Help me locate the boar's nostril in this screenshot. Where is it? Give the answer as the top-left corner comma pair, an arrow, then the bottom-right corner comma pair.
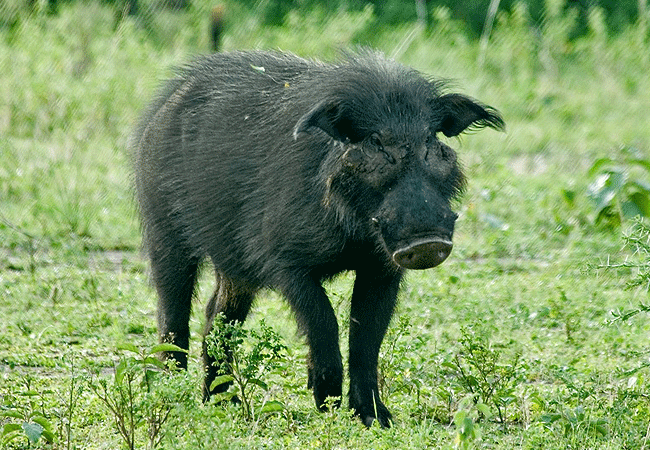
392,238 -> 453,270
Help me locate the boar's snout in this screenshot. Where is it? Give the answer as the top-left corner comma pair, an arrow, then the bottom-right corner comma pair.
392,236 -> 453,270
372,187 -> 458,270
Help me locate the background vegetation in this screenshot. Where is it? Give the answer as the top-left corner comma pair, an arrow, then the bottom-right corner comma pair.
1,0 -> 650,448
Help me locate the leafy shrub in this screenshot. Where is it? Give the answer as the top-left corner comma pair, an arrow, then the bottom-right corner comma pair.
442,325 -> 524,425
377,315 -> 428,400
205,315 -> 287,421
607,218 -> 650,292
1,376 -> 55,447
599,218 -> 650,327
587,146 -> 650,227
88,343 -> 189,450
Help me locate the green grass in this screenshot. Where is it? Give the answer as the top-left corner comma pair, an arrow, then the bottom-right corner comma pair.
2,1 -> 650,448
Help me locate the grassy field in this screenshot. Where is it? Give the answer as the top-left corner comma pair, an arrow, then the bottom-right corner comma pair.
2,1 -> 650,448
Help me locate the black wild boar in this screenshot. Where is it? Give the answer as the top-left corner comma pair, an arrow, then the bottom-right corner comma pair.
133,49 -> 503,428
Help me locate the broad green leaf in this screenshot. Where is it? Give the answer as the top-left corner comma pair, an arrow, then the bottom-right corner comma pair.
594,420 -> 609,437
458,416 -> 474,437
588,173 -> 618,211
213,409 -> 227,419
606,169 -> 627,191
22,422 -> 44,444
573,405 -> 585,419
115,359 -> 128,385
41,429 -> 55,443
539,413 -> 562,424
260,400 -> 285,413
629,159 -> 650,173
629,191 -> 650,217
143,356 -> 167,370
622,199 -> 644,220
150,343 -> 188,355
477,402 -> 492,419
212,391 -> 238,404
143,368 -> 157,389
249,378 -> 268,390
210,375 -> 234,391
453,409 -> 467,427
588,157 -> 616,176
464,375 -> 480,389
0,411 -> 23,420
32,416 -> 53,432
594,205 -> 615,225
2,430 -> 22,445
116,342 -> 139,354
2,423 -> 22,435
629,179 -> 650,192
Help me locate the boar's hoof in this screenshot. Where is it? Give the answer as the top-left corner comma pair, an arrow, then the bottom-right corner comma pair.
392,237 -> 453,270
359,405 -> 392,428
350,398 -> 392,428
309,366 -> 343,411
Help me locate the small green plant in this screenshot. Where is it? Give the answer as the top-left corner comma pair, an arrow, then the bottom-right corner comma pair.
545,289 -> 581,342
603,218 -> 650,294
317,396 -> 355,450
532,373 -> 609,441
88,343 -> 188,450
610,302 -> 650,323
532,367 -> 609,440
1,375 -> 55,447
453,395 -> 488,450
600,218 -> 650,373
444,325 -> 523,426
54,356 -> 85,450
587,146 -> 650,227
377,315 -> 428,400
538,404 -> 608,438
206,315 -> 288,421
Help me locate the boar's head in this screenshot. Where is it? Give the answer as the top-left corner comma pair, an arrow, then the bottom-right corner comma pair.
294,57 -> 504,270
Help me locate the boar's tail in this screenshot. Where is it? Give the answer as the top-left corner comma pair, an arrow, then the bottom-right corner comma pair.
130,76 -> 189,153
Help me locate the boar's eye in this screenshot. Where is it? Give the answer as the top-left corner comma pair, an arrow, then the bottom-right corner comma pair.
369,133 -> 383,151
369,133 -> 396,164
424,134 -> 438,162
424,133 -> 453,163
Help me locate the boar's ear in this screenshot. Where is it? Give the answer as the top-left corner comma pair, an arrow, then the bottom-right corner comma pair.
433,93 -> 505,138
293,100 -> 355,142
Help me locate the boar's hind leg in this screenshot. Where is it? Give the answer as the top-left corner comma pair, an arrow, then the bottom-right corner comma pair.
202,271 -> 256,402
150,239 -> 200,370
348,269 -> 402,428
281,275 -> 343,411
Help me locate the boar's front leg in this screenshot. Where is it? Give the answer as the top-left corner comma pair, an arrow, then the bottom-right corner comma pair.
280,274 -> 344,410
348,268 -> 402,428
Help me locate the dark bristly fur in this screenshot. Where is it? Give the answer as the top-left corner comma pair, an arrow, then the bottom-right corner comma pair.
132,49 -> 503,428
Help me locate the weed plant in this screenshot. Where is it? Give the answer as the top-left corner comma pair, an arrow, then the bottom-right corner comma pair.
205,315 -> 288,421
